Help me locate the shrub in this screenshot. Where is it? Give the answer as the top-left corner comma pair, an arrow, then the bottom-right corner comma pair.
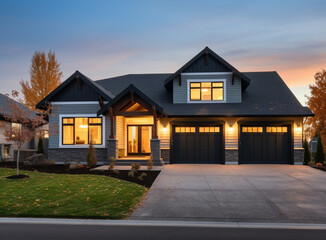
314,133 -> 325,164
109,156 -> 116,170
303,139 -> 311,165
86,141 -> 97,167
316,162 -> 323,168
308,160 -> 315,166
128,163 -> 141,177
147,155 -> 153,170
137,172 -> 147,181
37,138 -> 45,155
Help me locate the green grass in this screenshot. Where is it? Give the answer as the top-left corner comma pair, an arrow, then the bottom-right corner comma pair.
0,168 -> 147,219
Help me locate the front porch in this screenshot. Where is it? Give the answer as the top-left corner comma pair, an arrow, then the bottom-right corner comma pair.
99,84 -> 168,166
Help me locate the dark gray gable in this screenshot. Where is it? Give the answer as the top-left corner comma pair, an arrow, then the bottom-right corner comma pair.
164,46 -> 251,90
36,71 -> 114,110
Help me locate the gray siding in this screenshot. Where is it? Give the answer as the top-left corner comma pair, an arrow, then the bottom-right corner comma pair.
184,54 -> 229,73
173,74 -> 241,103
49,103 -> 110,148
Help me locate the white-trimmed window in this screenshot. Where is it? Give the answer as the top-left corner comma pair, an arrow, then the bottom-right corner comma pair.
60,115 -> 105,147
11,123 -> 22,137
187,79 -> 226,103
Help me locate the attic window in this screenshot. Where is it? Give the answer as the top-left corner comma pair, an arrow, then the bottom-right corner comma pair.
189,81 -> 224,101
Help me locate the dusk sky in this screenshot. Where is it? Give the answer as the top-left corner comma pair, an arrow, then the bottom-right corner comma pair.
1,0 -> 325,105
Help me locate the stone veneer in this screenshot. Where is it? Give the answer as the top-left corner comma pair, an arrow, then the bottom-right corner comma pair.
150,139 -> 163,166
225,149 -> 238,164
161,149 -> 170,164
107,139 -> 118,159
48,148 -> 108,163
294,148 -> 304,165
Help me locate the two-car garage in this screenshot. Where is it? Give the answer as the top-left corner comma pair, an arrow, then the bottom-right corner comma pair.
170,123 -> 293,164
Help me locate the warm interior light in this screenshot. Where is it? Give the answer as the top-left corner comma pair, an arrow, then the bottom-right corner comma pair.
79,125 -> 88,128
201,89 -> 208,92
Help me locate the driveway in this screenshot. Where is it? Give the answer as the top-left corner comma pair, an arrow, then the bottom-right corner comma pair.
131,165 -> 326,223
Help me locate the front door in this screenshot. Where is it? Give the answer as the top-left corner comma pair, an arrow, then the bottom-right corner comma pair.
127,125 -> 152,155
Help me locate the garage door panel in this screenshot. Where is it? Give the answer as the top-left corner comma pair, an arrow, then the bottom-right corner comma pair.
171,125 -> 223,164
240,125 -> 291,164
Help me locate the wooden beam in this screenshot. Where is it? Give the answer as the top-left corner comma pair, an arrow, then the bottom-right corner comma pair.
98,95 -> 104,108
109,107 -> 115,139
205,50 -> 209,65
130,90 -> 135,103
115,111 -> 152,117
152,106 -> 158,139
232,71 -> 235,85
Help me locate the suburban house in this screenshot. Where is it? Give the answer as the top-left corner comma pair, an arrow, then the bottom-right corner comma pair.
36,47 -> 313,165
0,93 -> 48,161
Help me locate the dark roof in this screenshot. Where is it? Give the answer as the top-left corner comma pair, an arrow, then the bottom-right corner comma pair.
0,93 -> 38,119
98,84 -> 165,116
164,46 -> 251,90
35,71 -> 114,110
96,72 -> 313,117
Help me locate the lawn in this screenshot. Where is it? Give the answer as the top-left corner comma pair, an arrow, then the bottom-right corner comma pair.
0,168 -> 147,219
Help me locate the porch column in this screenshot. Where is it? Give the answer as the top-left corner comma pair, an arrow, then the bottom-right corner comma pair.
152,106 -> 158,139
108,106 -> 117,160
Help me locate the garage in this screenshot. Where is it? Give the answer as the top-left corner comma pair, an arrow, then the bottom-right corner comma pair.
239,125 -> 292,164
171,125 -> 224,164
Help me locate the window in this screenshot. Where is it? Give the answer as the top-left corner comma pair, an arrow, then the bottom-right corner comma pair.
266,126 -> 287,133
175,127 -> 196,133
11,123 -> 22,137
62,117 -> 102,145
199,127 -> 220,133
242,127 -> 263,133
190,81 -> 224,101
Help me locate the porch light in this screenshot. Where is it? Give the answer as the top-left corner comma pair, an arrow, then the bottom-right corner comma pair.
163,127 -> 168,132
228,125 -> 234,133
295,127 -> 302,133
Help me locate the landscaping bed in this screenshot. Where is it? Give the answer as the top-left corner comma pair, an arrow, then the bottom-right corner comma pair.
0,168 -> 147,219
0,162 -> 160,188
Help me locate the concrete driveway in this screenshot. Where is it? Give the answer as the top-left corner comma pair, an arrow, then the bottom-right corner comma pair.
131,165 -> 326,223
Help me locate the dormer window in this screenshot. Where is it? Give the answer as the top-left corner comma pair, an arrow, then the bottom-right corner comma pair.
188,79 -> 225,102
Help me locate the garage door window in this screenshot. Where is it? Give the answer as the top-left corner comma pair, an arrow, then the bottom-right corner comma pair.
199,127 -> 220,133
266,126 -> 287,133
175,127 -> 196,133
242,127 -> 263,133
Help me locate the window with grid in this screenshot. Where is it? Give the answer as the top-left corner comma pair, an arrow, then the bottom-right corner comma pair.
190,82 -> 224,101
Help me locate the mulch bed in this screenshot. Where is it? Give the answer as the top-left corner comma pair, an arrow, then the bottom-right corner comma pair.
0,162 -> 160,188
311,165 -> 326,172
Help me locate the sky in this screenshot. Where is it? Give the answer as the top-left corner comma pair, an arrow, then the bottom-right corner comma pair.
0,0 -> 326,106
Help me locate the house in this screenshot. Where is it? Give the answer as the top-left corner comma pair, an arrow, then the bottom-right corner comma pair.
36,47 -> 313,165
0,93 -> 49,161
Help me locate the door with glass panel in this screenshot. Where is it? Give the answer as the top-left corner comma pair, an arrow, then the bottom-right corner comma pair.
127,125 -> 152,155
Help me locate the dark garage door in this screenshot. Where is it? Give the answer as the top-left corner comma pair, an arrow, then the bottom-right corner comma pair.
239,125 -> 292,164
171,125 -> 224,164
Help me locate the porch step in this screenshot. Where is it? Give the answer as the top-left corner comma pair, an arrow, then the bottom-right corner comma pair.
114,158 -> 164,166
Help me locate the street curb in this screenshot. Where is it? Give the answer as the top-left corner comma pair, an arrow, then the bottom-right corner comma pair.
1,218 -> 326,230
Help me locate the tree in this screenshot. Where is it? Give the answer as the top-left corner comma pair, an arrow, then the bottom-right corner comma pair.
20,50 -> 63,109
0,91 -> 48,175
314,132 -> 325,164
305,69 -> 326,151
86,140 -> 97,167
37,137 -> 45,155
303,139 -> 311,165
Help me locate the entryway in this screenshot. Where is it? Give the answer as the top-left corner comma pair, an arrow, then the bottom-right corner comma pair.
127,125 -> 152,155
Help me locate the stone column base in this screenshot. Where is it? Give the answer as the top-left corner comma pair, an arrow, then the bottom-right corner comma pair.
150,139 -> 163,166
107,139 -> 118,160
294,148 -> 304,165
225,149 -> 239,165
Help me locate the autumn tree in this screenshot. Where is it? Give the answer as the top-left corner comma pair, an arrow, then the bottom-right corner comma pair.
20,50 -> 63,109
0,91 -> 48,176
305,69 -> 326,151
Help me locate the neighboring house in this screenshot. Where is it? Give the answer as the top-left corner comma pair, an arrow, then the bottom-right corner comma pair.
36,47 -> 313,165
0,93 -> 48,161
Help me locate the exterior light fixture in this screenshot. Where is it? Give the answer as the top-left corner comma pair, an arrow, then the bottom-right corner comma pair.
163,127 -> 168,132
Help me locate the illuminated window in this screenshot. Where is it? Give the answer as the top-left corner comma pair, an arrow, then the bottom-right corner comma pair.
175,127 -> 196,133
242,126 -> 263,133
199,126 -> 220,133
190,81 -> 224,101
62,117 -> 102,145
266,126 -> 288,133
11,123 -> 22,137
